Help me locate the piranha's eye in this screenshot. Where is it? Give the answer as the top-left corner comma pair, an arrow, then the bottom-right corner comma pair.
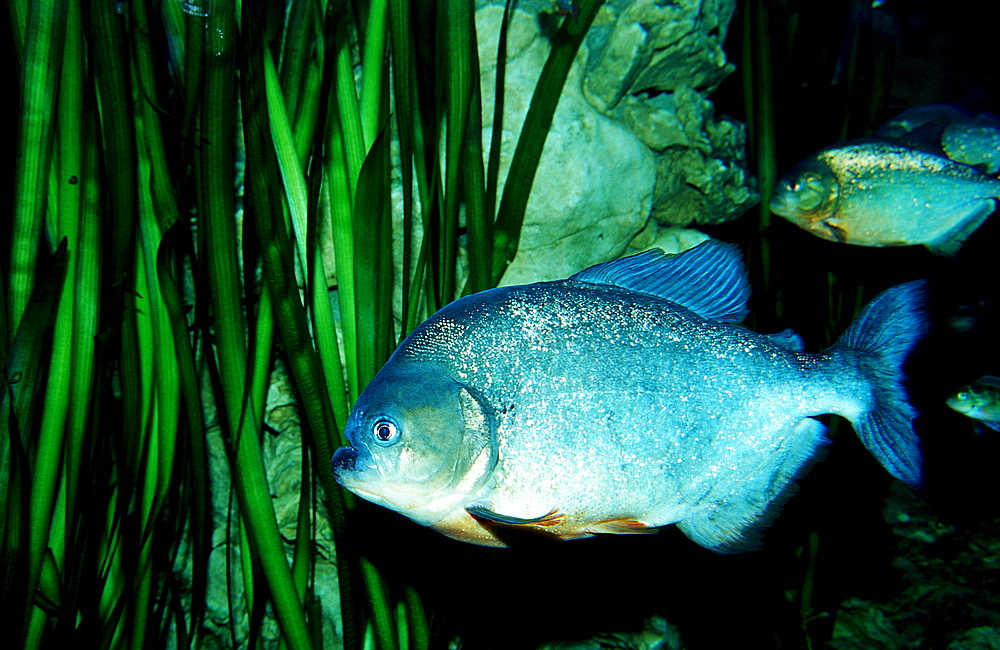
788,181 -> 801,192
371,418 -> 400,446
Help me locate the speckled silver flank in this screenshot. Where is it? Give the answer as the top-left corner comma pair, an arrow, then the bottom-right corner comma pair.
331,248 -> 924,551
393,280 -> 861,547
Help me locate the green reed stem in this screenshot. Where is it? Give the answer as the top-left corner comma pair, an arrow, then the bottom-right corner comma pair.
741,0 -> 777,299
360,556 -> 396,650
157,229 -> 211,642
9,0 -> 65,330
492,0 -> 604,284
200,4 -> 312,648
440,0 -> 475,303
361,0 -> 389,149
21,1 -> 83,636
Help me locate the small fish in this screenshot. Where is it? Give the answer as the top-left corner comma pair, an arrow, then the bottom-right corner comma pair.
331,240 -> 926,551
946,376 -> 1000,431
770,139 -> 1000,256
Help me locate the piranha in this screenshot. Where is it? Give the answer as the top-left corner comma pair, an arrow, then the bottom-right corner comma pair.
875,104 -> 1000,175
769,139 -> 1000,256
331,240 -> 926,551
946,375 -> 1000,432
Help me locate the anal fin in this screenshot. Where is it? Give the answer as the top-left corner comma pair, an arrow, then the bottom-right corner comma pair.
925,199 -> 994,256
677,417 -> 828,553
588,518 -> 657,535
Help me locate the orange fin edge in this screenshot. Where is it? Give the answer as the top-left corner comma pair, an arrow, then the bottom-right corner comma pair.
588,518 -> 657,535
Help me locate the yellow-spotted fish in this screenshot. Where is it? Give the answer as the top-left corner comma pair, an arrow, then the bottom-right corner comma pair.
770,140 -> 1000,256
332,240 -> 926,551
947,376 -> 1000,432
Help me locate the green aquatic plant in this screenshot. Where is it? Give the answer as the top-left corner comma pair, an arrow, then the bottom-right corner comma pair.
1,0 -> 604,648
737,0 -> 895,332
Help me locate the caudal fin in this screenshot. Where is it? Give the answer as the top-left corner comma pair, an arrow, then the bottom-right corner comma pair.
832,280 -> 928,487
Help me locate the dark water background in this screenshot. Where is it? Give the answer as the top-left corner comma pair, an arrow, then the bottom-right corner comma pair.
353,1 -> 1000,647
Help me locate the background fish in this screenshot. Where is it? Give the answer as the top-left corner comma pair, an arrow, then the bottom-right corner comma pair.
942,114 -> 1000,175
946,375 -> 1000,431
769,139 -> 1000,256
331,240 -> 926,552
874,104 -> 1000,174
874,104 -> 968,143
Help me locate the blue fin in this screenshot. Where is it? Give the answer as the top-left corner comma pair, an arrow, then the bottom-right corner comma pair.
569,240 -> 751,323
678,417 -> 828,553
831,280 -> 928,487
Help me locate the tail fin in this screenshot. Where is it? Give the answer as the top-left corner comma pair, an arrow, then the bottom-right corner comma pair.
832,280 -> 928,487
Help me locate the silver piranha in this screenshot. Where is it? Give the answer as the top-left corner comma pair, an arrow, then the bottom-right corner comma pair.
947,375 -> 1000,432
331,240 -> 926,552
769,139 -> 1000,256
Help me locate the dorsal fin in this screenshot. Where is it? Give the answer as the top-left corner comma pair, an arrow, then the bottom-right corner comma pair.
569,239 -> 751,323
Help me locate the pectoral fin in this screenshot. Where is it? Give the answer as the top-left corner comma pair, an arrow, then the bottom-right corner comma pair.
466,505 -> 564,528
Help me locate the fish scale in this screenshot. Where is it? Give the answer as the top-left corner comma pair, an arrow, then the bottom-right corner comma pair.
332,240 -> 926,552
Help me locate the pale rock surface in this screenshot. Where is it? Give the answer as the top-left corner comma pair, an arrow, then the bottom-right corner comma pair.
381,0 -> 756,313
454,0 -> 754,286
626,222 -> 710,256
583,0 -> 736,110
388,2 -> 658,291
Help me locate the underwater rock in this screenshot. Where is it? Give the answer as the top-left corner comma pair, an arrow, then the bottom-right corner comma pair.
829,597 -> 910,650
536,615 -> 684,650
384,0 -> 754,300
582,0 -> 757,228
626,222 -> 709,255
827,482 -> 1000,649
582,0 -> 736,111
387,1 -> 658,302
947,627 -> 1000,650
475,3 -> 657,287
619,88 -> 757,227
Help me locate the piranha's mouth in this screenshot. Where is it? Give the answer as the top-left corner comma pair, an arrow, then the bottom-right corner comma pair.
767,192 -> 794,217
331,446 -> 385,496
331,446 -> 362,477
